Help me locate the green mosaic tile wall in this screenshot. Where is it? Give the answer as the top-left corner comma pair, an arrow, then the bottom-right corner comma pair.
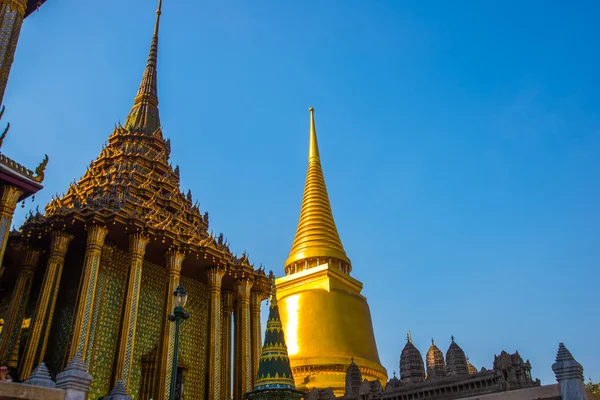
180,275 -> 209,400
88,249 -> 128,399
129,260 -> 165,399
83,247 -> 210,400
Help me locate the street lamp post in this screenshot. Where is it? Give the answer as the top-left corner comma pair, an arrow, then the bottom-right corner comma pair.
168,283 -> 189,400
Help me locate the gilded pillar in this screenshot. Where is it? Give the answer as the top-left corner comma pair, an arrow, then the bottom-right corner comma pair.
0,0 -> 27,105
220,290 -> 234,400
0,185 -> 22,264
114,233 -> 149,389
250,291 -> 262,386
208,267 -> 225,400
20,230 -> 73,380
233,278 -> 253,400
0,246 -> 40,363
87,244 -> 114,372
156,249 -> 184,400
67,225 -> 108,362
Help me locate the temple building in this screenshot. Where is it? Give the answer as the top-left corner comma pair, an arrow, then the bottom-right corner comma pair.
0,1 -> 270,400
276,108 -> 387,395
304,338 -> 598,400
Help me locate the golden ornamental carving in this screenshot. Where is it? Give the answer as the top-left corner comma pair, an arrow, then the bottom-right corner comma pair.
0,185 -> 22,212
235,277 -> 253,299
21,246 -> 41,272
86,225 -> 109,247
165,248 -> 185,272
32,154 -> 48,183
207,267 -> 226,289
49,230 -> 74,255
128,232 -> 150,256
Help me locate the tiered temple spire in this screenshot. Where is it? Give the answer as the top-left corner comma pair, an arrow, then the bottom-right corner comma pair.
253,273 -> 296,391
245,273 -> 303,400
124,0 -> 162,134
284,108 -> 350,273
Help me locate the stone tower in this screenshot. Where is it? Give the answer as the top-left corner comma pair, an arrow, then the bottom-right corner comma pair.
276,108 -> 387,395
445,337 -> 469,377
399,332 -> 425,384
425,339 -> 446,380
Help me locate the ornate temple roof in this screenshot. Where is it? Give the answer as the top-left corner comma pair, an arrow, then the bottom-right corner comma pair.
425,339 -> 446,380
399,332 -> 425,384
252,273 -> 296,391
0,107 -> 46,201
25,0 -> 47,18
445,336 -> 469,377
16,0 -> 269,290
285,108 -> 350,271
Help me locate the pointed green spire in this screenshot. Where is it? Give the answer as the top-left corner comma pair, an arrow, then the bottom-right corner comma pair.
253,272 -> 296,390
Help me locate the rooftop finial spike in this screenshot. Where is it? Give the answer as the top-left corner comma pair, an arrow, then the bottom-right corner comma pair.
308,107 -> 319,160
269,270 -> 277,307
124,0 -> 163,134
407,330 -> 412,344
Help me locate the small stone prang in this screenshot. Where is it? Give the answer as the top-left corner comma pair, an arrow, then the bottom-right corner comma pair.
23,362 -> 55,388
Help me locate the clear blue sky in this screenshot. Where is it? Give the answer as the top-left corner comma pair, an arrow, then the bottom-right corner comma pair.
4,0 -> 599,385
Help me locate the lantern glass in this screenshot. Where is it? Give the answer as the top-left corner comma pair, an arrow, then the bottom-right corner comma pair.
173,284 -> 188,309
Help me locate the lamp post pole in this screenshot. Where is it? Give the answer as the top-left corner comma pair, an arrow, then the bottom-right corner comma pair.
168,284 -> 189,400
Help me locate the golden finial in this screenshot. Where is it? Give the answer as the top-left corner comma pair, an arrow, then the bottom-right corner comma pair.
407,330 -> 412,344
124,0 -> 164,134
285,108 -> 350,270
308,107 -> 319,160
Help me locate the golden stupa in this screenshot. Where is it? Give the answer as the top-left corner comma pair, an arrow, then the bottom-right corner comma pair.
276,108 -> 387,395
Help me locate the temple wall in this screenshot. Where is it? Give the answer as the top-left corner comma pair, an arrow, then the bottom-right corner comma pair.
87,247 -> 128,399
81,246 -> 210,400
129,259 -> 164,400
179,275 -> 209,400
46,248 -> 84,377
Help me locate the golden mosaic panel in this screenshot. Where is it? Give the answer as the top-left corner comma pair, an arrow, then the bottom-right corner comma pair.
179,275 -> 209,400
129,260 -> 165,399
88,249 -> 128,400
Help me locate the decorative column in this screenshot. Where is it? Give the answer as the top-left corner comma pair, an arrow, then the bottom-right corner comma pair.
114,233 -> 149,390
156,249 -> 184,400
0,245 -> 40,363
0,0 -> 27,105
87,244 -> 115,371
68,225 -> 108,362
250,291 -> 262,386
233,278 -> 253,400
0,185 -> 22,264
220,290 -> 234,400
20,230 -> 73,380
208,267 -> 225,400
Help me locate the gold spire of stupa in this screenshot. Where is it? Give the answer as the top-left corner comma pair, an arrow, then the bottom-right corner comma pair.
284,107 -> 350,271
124,0 -> 163,134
